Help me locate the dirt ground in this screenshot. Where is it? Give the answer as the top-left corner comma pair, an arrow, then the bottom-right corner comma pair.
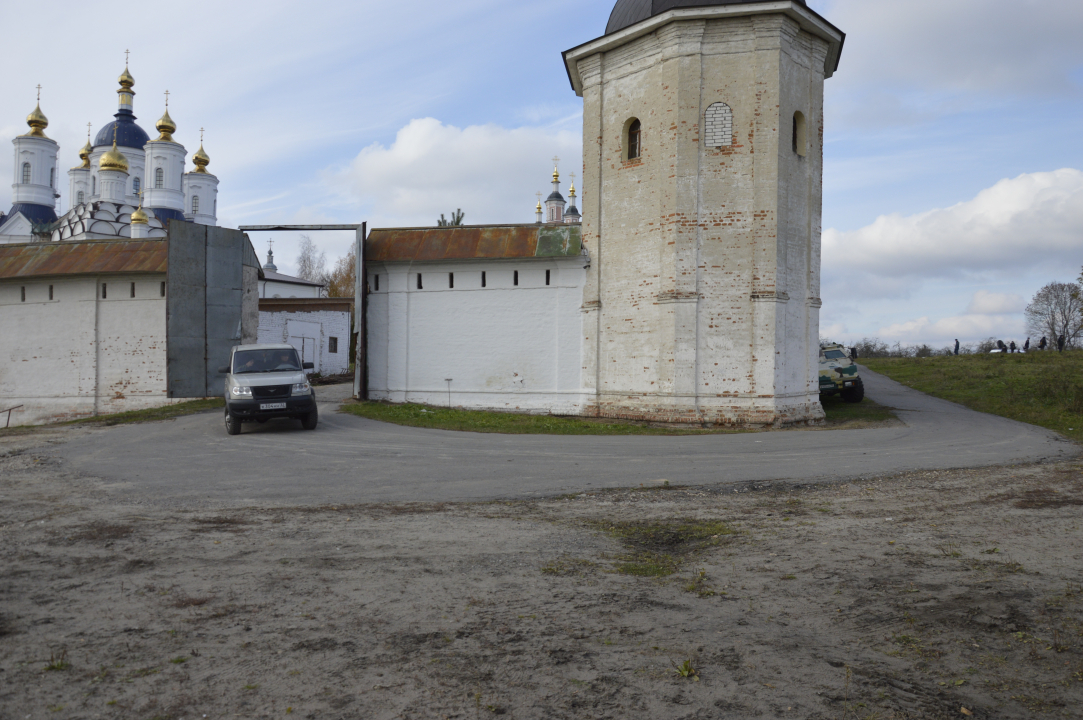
1,424 -> 1082,720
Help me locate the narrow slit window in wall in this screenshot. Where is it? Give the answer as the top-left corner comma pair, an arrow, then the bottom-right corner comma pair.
92,176 -> 96,194
133,176 -> 140,194
130,282 -> 136,298
160,281 -> 166,297
329,337 -> 339,354
417,273 -> 423,290
49,285 -> 53,300
626,119 -> 642,160
101,283 -> 107,299
514,270 -> 519,286
792,111 -> 807,157
449,272 -> 454,289
155,167 -> 164,188
545,269 -> 551,286
50,168 -> 55,188
374,274 -> 379,291
77,191 -> 84,204
21,163 -> 30,184
481,271 -> 486,288
20,286 -> 26,302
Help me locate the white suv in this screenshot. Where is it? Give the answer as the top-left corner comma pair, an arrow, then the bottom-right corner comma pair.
218,344 -> 318,435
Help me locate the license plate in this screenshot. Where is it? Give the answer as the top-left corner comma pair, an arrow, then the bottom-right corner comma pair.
260,402 -> 287,410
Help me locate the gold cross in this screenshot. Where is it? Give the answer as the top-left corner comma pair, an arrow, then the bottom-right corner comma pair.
569,171 -> 576,183
164,89 -> 169,108
552,155 -> 560,168
36,84 -> 42,102
125,49 -> 130,66
200,127 -> 205,143
87,122 -> 92,140
268,238 -> 274,252
536,191 -> 542,203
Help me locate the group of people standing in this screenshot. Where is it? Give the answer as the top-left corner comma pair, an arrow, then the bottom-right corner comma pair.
952,336 -> 1066,355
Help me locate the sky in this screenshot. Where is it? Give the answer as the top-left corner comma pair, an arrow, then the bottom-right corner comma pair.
3,0 -> 1082,348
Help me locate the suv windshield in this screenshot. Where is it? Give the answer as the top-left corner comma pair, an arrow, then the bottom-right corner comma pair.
232,348 -> 302,374
823,350 -> 847,359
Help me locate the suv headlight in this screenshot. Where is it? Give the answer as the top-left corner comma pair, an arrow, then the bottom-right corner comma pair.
231,386 -> 252,397
292,382 -> 311,394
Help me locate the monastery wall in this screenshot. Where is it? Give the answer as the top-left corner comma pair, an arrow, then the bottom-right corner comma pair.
366,258 -> 587,414
0,274 -> 173,426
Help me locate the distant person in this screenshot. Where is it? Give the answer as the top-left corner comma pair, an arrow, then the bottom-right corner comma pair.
954,339 -> 960,356
997,340 -> 1007,353
1058,335 -> 1066,352
850,347 -> 858,361
1039,336 -> 1048,351
1009,341 -> 1017,354
1024,338 -> 1030,352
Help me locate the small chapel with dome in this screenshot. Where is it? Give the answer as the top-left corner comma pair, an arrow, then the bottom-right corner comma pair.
0,60 -> 220,244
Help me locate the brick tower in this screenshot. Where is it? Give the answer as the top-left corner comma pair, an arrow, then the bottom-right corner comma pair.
563,0 -> 844,426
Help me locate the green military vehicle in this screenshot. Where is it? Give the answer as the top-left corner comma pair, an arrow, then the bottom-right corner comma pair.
819,344 -> 864,403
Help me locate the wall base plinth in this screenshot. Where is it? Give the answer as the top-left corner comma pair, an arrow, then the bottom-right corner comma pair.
583,394 -> 826,428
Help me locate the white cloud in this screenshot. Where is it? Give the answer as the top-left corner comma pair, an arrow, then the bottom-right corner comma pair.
967,290 -> 1025,315
879,314 -> 1026,345
338,118 -> 581,228
823,169 -> 1083,284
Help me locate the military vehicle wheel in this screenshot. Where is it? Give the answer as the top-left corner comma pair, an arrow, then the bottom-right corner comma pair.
301,406 -> 319,430
225,409 -> 242,435
841,378 -> 864,404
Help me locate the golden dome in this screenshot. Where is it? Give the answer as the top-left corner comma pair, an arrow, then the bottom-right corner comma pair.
131,201 -> 149,225
536,201 -> 542,211
100,139 -> 130,173
552,166 -> 559,181
25,103 -> 49,138
72,139 -> 93,170
192,143 -> 210,173
118,66 -> 135,90
155,108 -> 177,142
569,183 -> 576,196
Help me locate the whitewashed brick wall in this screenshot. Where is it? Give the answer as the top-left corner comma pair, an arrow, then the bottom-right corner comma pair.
258,309 -> 351,376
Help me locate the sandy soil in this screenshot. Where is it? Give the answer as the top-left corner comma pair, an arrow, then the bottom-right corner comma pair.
1,424 -> 1081,720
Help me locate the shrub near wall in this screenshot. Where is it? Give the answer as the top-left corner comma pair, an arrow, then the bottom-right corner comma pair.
863,352 -> 1083,443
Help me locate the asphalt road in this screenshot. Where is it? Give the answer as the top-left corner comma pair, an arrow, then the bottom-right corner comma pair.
48,370 -> 1077,506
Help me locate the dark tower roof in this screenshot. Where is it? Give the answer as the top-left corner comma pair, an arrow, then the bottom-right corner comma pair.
607,0 -> 807,35
94,110 -> 150,150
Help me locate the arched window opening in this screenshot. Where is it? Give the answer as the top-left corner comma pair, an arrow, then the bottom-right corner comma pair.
92,176 -> 97,194
77,191 -> 85,204
49,168 -> 55,188
625,118 -> 642,161
792,111 -> 807,157
704,102 -> 733,148
155,167 -> 164,188
133,176 -> 141,194
192,196 -> 200,214
21,163 -> 31,184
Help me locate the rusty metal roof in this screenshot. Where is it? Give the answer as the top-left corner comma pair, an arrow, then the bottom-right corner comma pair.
366,224 -> 582,263
0,240 -> 169,280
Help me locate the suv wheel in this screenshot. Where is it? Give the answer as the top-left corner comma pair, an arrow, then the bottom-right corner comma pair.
841,378 -> 865,404
225,408 -> 242,435
301,405 -> 319,430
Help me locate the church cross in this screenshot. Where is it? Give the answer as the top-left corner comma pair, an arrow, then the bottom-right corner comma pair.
200,127 -> 205,143
268,238 -> 274,252
164,90 -> 169,108
125,49 -> 130,66
536,191 -> 542,204
552,155 -> 560,169
569,171 -> 576,183
36,84 -> 42,102
87,122 -> 92,140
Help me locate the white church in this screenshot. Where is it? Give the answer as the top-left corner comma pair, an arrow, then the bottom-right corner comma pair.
0,63 -> 218,244
364,0 -> 845,427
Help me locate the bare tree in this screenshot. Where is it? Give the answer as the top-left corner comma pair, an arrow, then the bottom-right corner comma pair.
1024,281 -> 1083,349
326,246 -> 356,299
296,235 -> 329,295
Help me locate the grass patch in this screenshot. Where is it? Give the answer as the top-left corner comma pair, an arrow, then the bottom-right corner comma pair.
863,353 -> 1083,442
819,394 -> 896,425
0,398 -> 225,436
591,519 -> 734,577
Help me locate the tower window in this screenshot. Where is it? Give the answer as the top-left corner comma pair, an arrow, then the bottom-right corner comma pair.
374,274 -> 379,292
449,272 -> 454,289
514,270 -> 519,286
417,273 -> 423,290
50,168 -> 55,188
792,111 -> 807,157
92,176 -> 96,194
130,282 -> 136,298
155,167 -> 164,188
77,191 -> 84,204
705,102 -> 733,148
21,163 -> 31,184
481,271 -> 486,288
133,176 -> 141,194
192,196 -> 200,213
625,118 -> 642,161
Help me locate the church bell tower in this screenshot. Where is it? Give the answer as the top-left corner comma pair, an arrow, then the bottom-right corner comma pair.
564,0 -> 844,426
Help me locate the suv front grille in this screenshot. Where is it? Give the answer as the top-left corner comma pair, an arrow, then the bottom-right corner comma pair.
252,384 -> 292,399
